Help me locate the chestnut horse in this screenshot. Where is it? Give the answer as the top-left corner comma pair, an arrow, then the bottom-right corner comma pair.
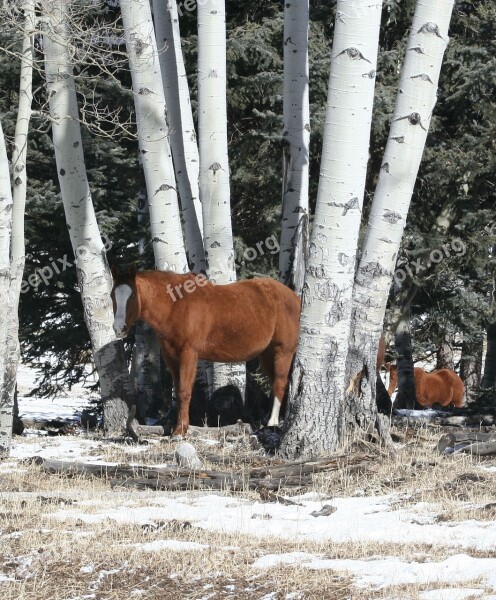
386,365 -> 465,408
110,266 -> 301,437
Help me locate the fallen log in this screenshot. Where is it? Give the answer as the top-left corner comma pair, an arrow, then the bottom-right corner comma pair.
131,424 -> 165,437
32,452 -> 373,493
187,422 -> 253,437
110,476 -> 244,492
394,414 -> 496,428
456,442 -> 496,456
38,459 -> 242,483
437,432 -> 496,454
249,453 -> 374,479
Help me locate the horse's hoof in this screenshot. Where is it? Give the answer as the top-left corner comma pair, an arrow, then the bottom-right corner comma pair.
170,434 -> 184,442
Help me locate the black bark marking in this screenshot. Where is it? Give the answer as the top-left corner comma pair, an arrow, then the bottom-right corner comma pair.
134,38 -> 146,56
337,47 -> 371,63
208,69 -> 219,78
418,22 -> 443,39
391,136 -> 405,143
381,162 -> 390,173
209,162 -> 222,175
409,46 -> 425,54
154,183 -> 175,196
394,112 -> 427,131
152,237 -> 168,245
411,73 -> 434,83
362,69 -> 376,79
59,168 -> 65,176
210,241 -> 221,248
138,87 -> 152,96
359,261 -> 389,278
383,209 -> 402,224
327,196 -> 359,216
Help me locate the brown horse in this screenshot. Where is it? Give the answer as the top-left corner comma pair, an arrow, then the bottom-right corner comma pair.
386,365 -> 465,408
110,267 -> 301,437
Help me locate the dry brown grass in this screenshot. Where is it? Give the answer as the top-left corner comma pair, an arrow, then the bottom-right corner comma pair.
1,422 -> 496,599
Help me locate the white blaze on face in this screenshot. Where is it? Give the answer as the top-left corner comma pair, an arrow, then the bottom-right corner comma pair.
113,284 -> 133,338
267,397 -> 282,427
385,370 -> 390,393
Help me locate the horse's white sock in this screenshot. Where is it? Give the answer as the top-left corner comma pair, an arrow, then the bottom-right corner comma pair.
267,397 -> 282,427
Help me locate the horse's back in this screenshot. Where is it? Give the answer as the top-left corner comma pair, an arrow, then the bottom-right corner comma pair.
434,369 -> 465,407
186,277 -> 300,361
417,368 -> 465,408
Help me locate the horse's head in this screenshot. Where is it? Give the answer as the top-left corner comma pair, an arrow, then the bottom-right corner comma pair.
110,265 -> 141,339
384,363 -> 398,396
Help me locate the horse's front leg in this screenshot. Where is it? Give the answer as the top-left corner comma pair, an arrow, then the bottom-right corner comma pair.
172,347 -> 198,439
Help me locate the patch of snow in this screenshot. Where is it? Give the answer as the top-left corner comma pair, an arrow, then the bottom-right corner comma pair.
419,589 -> 485,600
80,564 -> 94,574
49,492 -> 496,551
9,438 -> 104,461
254,552 -> 317,568
252,553 -> 496,592
479,465 -> 496,473
130,539 -> 209,552
395,408 -> 447,419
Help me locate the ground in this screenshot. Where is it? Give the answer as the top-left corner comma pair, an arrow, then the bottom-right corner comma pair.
1,364 -> 496,599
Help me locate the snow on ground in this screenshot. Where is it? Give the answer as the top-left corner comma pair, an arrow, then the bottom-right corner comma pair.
4,361 -> 496,598
16,361 -> 94,423
48,491 -> 496,552
253,552 -> 496,592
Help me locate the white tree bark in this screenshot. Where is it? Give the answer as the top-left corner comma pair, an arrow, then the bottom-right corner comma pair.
279,0 -> 310,295
43,0 -> 134,436
1,0 -> 37,454
198,0 -> 246,398
347,0 -> 455,427
120,0 -> 188,274
197,0 -> 245,401
0,119 -> 14,455
279,0 -> 382,459
197,0 -> 235,285
153,0 -> 205,273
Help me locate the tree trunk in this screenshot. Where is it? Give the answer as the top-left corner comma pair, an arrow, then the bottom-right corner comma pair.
132,321 -> 163,421
153,0 -> 205,274
0,0 -> 35,455
120,0 -> 188,274
393,313 -> 416,410
43,0 -> 134,436
436,333 -> 454,370
279,0 -> 383,459
482,323 -> 496,389
460,337 -> 482,404
0,119 -> 14,455
197,0 -> 245,404
1,0 -> 36,455
346,0 -> 455,434
482,249 -> 496,389
279,0 -> 309,295
130,192 -> 163,422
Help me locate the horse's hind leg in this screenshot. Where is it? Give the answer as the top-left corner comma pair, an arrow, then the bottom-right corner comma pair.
267,348 -> 294,427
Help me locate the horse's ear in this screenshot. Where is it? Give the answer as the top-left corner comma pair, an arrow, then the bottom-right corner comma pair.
111,264 -> 120,280
129,265 -> 137,278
